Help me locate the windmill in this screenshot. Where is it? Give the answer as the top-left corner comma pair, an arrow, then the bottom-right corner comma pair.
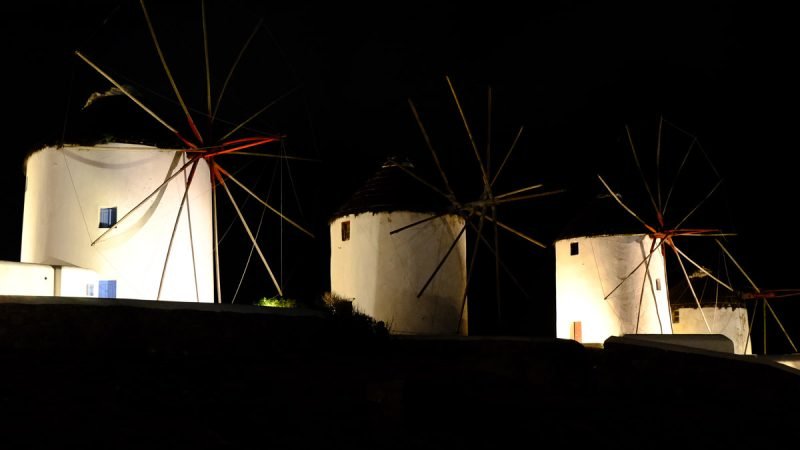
557,118 -> 738,345
556,117 -> 797,354
329,76 -> 561,335
20,1 -> 315,304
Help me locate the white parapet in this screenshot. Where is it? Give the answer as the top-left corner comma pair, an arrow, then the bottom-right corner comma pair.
0,261 -> 55,296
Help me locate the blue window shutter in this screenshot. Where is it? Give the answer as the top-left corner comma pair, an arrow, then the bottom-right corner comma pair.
99,280 -> 117,298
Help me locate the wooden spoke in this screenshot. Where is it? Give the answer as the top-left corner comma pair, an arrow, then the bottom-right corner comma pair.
183,159 -> 201,303
635,237 -> 661,333
677,232 -> 736,237
417,223 -> 467,298
212,165 -> 222,304
604,238 -> 665,300
674,179 -> 723,230
392,161 -> 456,205
220,87 -> 298,141
491,126 -> 524,187
765,300 -> 798,352
215,151 -> 320,162
216,170 -> 282,296
465,219 -> 531,301
492,188 -> 565,205
477,213 -> 545,248
716,239 -> 797,352
75,51 -> 196,148
202,0 -> 212,120
715,239 -> 758,291
656,116 -> 663,213
212,18 -> 264,125
215,163 -> 314,238
91,157 -> 197,246
157,159 -> 200,300
672,245 -> 712,332
486,87 -> 492,176
626,124 -> 659,220
744,300 -> 757,355
446,76 -> 490,191
408,99 -> 456,201
494,184 -> 543,199
390,213 -> 447,235
662,137 -> 696,218
457,211 -> 486,334
671,243 -> 733,292
492,204 -> 502,325
140,0 -> 204,144
598,175 -> 654,232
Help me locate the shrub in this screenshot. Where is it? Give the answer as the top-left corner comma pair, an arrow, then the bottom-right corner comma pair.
255,296 -> 297,308
322,292 -> 389,336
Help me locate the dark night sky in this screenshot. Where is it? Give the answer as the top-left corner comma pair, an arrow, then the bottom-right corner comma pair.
3,1 -> 800,341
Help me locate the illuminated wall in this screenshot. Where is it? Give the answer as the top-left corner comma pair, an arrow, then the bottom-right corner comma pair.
555,234 -> 672,344
55,266 -> 100,297
0,261 -> 56,296
21,144 -> 213,302
330,211 -> 467,335
673,306 -> 752,355
0,261 -> 99,298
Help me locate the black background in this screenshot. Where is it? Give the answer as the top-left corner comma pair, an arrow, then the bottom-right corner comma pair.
3,1 -> 799,348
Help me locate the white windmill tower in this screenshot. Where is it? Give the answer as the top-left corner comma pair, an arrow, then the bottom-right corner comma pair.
20,1 -> 314,303
329,157 -> 467,335
330,77 -> 561,335
555,118 -> 752,350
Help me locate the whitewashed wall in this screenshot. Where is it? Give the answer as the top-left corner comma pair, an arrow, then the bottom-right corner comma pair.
0,261 -> 55,296
330,211 -> 467,335
54,266 -> 100,298
21,144 -> 213,302
556,234 -> 672,344
673,306 -> 752,355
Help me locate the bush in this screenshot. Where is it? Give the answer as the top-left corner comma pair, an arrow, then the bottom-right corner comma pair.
255,296 -> 297,308
322,292 -> 389,336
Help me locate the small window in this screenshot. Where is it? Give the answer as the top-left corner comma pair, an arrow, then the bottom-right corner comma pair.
672,309 -> 680,324
99,280 -> 117,298
86,283 -> 95,297
655,279 -> 662,291
570,242 -> 579,255
341,221 -> 350,241
99,207 -> 117,228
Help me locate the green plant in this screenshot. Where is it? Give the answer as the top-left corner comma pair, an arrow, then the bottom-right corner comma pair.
255,296 -> 297,308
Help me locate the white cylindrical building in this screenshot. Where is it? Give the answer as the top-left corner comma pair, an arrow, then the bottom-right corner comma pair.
556,234 -> 672,344
21,143 -> 214,302
555,196 -> 672,344
330,160 -> 467,335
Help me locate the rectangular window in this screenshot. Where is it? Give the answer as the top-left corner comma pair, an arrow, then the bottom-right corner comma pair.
99,280 -> 117,298
672,309 -> 680,324
86,283 -> 95,297
341,221 -> 350,241
570,242 -> 579,255
99,207 -> 117,228
655,279 -> 662,291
